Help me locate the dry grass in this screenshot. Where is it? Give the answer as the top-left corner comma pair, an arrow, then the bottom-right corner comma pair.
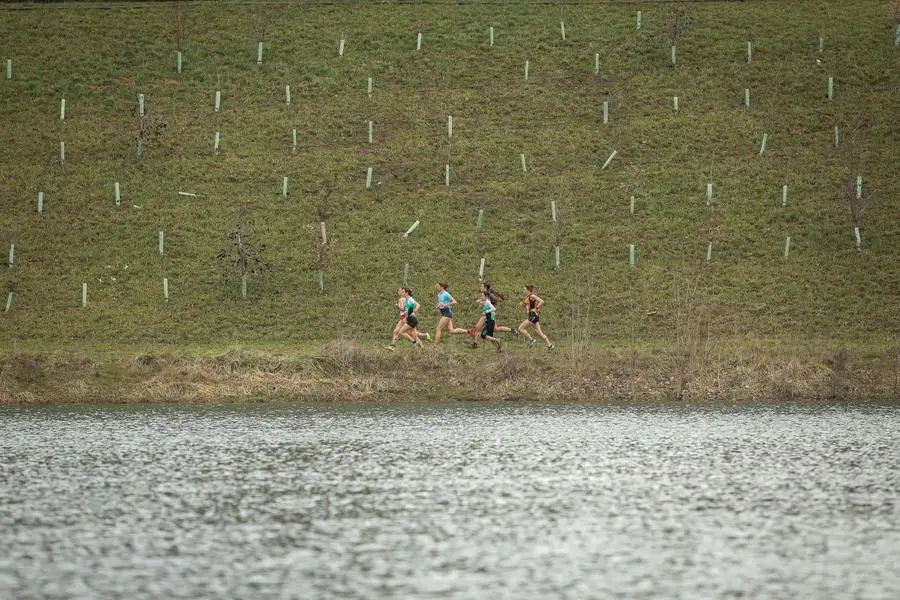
2,339 -> 897,405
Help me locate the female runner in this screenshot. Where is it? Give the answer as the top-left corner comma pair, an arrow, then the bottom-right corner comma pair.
467,281 -> 516,347
389,287 -> 428,349
478,291 -> 502,352
431,282 -> 467,347
517,285 -> 553,351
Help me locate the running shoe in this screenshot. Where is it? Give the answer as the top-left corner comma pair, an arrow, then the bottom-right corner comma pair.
425,332 -> 432,342
528,339 -> 537,348
386,345 -> 396,351
466,328 -> 474,338
510,329 -> 518,337
496,341 -> 502,353
546,343 -> 554,352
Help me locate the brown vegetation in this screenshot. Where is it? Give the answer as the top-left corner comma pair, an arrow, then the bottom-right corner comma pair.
1,340 -> 896,405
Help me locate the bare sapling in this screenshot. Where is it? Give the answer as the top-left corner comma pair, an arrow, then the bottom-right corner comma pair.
254,4 -> 278,63
666,0 -> 687,67
705,193 -> 722,264
172,3 -> 187,54
565,270 -> 594,384
625,163 -> 646,215
316,184 -> 335,294
669,270 -> 711,400
706,146 -> 719,207
593,48 -> 641,123
133,102 -> 166,161
558,0 -> 567,41
217,229 -> 268,298
842,175 -> 875,251
839,125 -> 877,251
317,238 -> 333,295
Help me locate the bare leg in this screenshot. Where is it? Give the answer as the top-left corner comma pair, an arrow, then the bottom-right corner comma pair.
469,315 -> 485,347
484,334 -> 502,350
517,320 -> 534,341
409,327 -> 425,347
447,318 -> 467,334
396,318 -> 427,342
471,315 -> 485,334
534,323 -> 551,345
434,317 -> 466,345
397,323 -> 417,343
433,317 -> 449,344
391,319 -> 405,344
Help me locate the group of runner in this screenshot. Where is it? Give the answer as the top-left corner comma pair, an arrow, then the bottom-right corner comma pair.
389,281 -> 553,353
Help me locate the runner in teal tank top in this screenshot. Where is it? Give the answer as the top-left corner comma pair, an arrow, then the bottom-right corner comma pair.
467,281 -> 516,348
390,287 -> 428,348
388,287 -> 427,350
477,292 -> 502,352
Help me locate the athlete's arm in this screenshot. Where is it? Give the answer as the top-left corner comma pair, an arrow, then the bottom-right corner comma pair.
533,295 -> 544,311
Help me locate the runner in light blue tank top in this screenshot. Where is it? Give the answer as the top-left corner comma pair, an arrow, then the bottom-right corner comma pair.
437,290 -> 452,315
431,282 -> 467,348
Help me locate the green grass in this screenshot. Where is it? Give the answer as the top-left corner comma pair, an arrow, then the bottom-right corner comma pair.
1,0 -> 898,351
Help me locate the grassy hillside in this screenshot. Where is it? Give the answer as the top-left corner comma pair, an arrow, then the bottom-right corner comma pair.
1,0 -> 898,353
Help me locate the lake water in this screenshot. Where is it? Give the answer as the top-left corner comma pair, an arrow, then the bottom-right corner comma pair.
0,402 -> 897,600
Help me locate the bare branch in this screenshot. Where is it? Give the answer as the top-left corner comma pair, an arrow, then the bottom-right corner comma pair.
837,120 -> 875,233
172,2 -> 187,52
667,0 -> 686,46
218,229 -> 268,281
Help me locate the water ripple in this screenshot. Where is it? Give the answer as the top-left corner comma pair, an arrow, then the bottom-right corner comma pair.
0,403 -> 897,599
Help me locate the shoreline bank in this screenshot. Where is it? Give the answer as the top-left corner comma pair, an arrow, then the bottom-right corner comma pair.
1,339 -> 898,405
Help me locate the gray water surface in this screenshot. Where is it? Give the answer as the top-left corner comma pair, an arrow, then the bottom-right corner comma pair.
0,402 -> 897,600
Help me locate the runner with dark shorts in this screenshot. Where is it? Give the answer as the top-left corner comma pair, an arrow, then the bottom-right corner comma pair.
392,287 -> 425,349
390,288 -> 428,348
478,292 -> 502,352
431,282 -> 467,348
467,281 -> 516,347
517,285 -> 553,352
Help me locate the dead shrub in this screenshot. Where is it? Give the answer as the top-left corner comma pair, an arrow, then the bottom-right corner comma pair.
315,340 -> 378,375
5,355 -> 45,384
825,348 -> 850,400
132,353 -> 171,375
